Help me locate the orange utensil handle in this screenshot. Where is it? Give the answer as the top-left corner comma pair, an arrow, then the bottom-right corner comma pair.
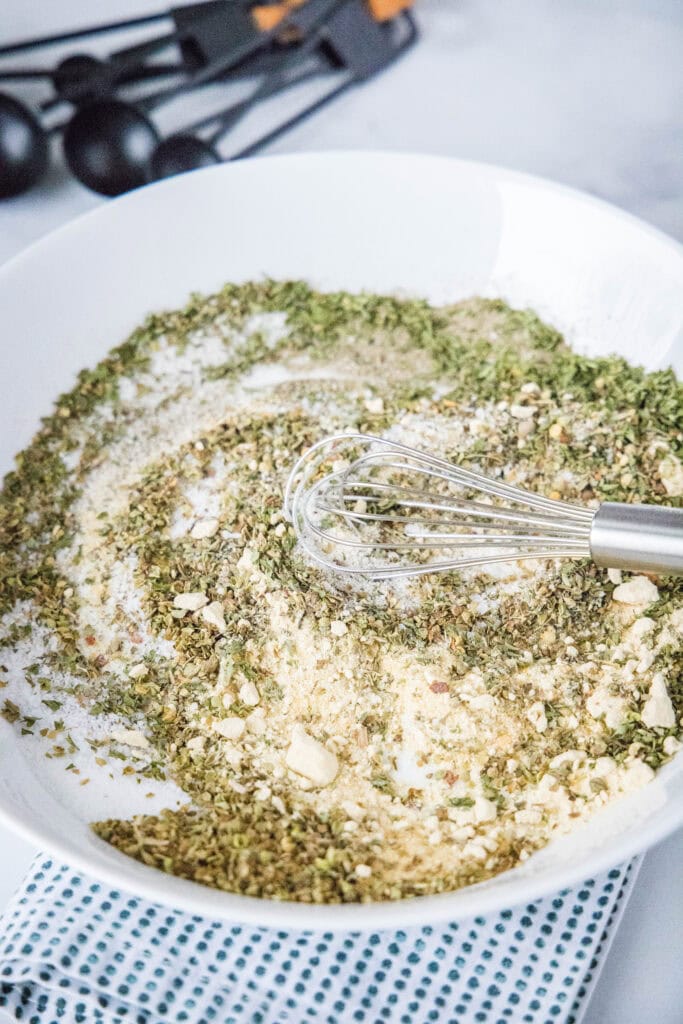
367,0 -> 414,21
252,0 -> 414,32
251,0 -> 306,32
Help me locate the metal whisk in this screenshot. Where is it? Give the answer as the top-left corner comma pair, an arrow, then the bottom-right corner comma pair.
284,433 -> 683,580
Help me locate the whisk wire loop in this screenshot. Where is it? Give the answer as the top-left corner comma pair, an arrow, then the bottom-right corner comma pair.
284,432 -> 595,580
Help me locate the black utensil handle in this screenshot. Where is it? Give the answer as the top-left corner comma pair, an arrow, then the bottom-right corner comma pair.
136,0 -> 343,114
0,69 -> 55,80
232,77 -> 353,160
206,63 -> 328,143
109,29 -> 186,68
231,7 -> 418,159
203,7 -> 341,145
37,60 -> 191,115
0,12 -> 167,57
118,62 -> 189,81
135,33 -> 261,112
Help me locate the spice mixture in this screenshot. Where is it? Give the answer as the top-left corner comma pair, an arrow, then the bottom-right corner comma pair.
1,281 -> 682,903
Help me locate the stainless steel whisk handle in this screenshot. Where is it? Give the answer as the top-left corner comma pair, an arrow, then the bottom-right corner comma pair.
590,502 -> 683,575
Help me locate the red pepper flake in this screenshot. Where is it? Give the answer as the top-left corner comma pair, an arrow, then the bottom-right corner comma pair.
429,681 -> 449,694
444,771 -> 459,786
84,635 -> 96,646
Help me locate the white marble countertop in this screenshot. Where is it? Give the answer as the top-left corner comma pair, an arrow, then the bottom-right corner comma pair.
1,2 -> 682,1021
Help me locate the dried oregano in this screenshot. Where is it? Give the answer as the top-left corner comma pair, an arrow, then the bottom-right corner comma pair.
1,281 -> 682,902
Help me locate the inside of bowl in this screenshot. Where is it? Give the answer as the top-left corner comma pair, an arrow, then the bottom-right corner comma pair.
1,153 -> 683,924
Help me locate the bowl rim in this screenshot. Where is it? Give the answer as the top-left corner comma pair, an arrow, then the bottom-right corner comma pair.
1,149 -> 682,287
1,149 -> 682,929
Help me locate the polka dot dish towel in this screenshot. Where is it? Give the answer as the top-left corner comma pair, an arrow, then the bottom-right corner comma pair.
0,857 -> 639,1024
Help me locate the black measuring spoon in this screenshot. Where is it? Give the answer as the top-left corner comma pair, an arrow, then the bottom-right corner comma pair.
62,0 -> 345,196
0,57 -> 167,200
0,2 -> 260,198
0,57 -> 188,199
0,92 -> 50,198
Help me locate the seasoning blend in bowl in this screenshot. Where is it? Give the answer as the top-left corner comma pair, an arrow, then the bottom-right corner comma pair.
1,281 -> 682,903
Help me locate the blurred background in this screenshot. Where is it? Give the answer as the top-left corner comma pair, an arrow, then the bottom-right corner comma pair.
1,2 -> 682,1021
1,0 -> 682,260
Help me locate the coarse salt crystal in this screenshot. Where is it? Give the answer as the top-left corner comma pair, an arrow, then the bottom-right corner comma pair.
509,404 -> 536,420
330,620 -> 348,637
191,518 -> 219,540
239,680 -> 260,706
473,797 -> 498,823
586,689 -> 627,729
622,758 -> 655,788
640,673 -> 676,729
364,397 -> 384,414
612,576 -> 659,606
245,709 -> 266,735
659,454 -> 683,496
527,701 -> 548,734
213,717 -> 245,741
173,591 -> 208,612
630,617 -> 655,639
236,548 -> 257,574
110,728 -> 149,749
199,601 -> 227,632
285,725 -> 338,787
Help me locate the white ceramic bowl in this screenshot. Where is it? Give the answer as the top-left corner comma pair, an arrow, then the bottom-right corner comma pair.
1,152 -> 683,929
